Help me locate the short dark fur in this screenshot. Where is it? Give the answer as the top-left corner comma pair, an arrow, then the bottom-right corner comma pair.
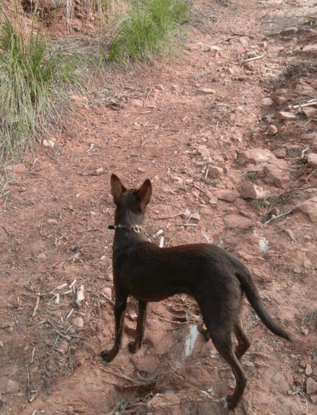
101,174 -> 291,410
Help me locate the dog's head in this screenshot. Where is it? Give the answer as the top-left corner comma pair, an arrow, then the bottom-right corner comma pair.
110,174 -> 152,213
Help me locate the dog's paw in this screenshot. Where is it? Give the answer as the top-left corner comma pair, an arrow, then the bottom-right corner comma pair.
128,341 -> 140,354
101,349 -> 115,362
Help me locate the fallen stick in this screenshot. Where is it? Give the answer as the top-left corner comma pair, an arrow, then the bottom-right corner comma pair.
242,55 -> 264,64
264,201 -> 303,225
32,296 -> 40,318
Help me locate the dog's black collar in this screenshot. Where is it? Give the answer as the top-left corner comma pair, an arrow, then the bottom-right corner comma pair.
108,224 -> 142,233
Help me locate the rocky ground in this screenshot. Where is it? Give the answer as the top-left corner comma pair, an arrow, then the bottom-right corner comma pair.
0,0 -> 317,414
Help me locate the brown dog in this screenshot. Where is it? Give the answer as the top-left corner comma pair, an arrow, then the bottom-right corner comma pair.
101,174 -> 291,410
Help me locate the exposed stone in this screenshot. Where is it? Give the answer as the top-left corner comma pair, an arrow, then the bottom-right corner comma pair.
294,196 -> 317,223
206,191 -> 218,205
197,88 -> 216,95
72,316 -> 84,329
307,153 -> 317,168
102,287 -> 112,298
196,145 -> 210,158
191,212 -> 200,223
148,393 -> 181,414
303,107 -> 317,118
277,111 -> 297,121
207,166 -> 223,178
225,214 -> 253,229
239,182 -> 266,199
272,95 -> 286,106
130,99 -> 143,107
302,44 -> 317,55
213,190 -> 239,202
238,148 -> 276,166
306,364 -> 313,376
261,98 -> 273,107
267,125 -> 278,136
273,148 -> 286,158
180,209 -> 191,220
43,139 -> 55,148
0,377 -> 20,394
262,162 -> 291,188
306,377 -> 317,395
135,356 -> 158,374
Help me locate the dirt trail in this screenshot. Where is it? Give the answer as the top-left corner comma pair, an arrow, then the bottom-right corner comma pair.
1,0 -> 317,414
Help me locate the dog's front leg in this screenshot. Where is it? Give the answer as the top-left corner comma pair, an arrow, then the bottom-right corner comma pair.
101,292 -> 127,362
128,300 -> 147,354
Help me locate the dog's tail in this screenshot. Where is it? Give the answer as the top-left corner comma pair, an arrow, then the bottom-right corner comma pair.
236,271 -> 291,341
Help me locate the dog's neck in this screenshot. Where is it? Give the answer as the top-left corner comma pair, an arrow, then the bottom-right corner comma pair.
112,207 -> 148,252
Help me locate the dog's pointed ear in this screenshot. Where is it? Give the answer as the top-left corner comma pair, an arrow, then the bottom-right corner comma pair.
111,174 -> 126,204
137,179 -> 152,210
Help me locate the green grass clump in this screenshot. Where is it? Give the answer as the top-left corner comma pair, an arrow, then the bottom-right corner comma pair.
109,0 -> 192,63
0,9 -> 81,165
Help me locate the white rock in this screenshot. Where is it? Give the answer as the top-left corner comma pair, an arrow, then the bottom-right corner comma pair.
307,153 -> 317,168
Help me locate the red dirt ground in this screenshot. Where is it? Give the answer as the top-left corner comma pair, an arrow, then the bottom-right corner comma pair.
0,0 -> 317,414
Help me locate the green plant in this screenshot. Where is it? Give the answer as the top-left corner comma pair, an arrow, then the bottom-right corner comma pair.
0,8 -> 81,165
109,0 -> 191,63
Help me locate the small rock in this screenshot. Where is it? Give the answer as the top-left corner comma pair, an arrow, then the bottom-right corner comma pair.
301,328 -> 309,336
295,196 -> 317,223
284,229 -> 296,242
137,167 -> 145,173
273,147 -> 286,158
267,125 -> 278,136
213,190 -> 239,202
37,252 -> 46,260
103,287 -> 112,298
261,98 -> 273,107
303,107 -> 317,118
238,148 -> 276,165
191,212 -> 200,223
272,95 -> 287,106
47,218 -> 58,224
95,167 -> 104,175
43,139 -> 55,148
225,214 -> 253,229
302,44 -> 317,55
306,377 -> 317,395
239,182 -> 266,200
206,191 -> 218,205
277,111 -> 297,121
207,166 -> 223,178
307,153 -> 317,168
197,88 -> 216,95
0,378 -> 21,394
72,316 -> 84,329
306,364 -> 313,376
180,209 -> 191,220
197,145 -> 210,158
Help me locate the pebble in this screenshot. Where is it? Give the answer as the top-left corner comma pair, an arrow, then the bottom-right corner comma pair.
306,364 -> 313,376
191,212 -> 200,223
277,111 -> 297,121
43,139 -> 55,148
307,153 -> 317,168
197,88 -> 216,95
267,125 -> 278,136
103,287 -> 112,298
72,316 -> 84,328
306,377 -> 317,395
261,98 -> 273,107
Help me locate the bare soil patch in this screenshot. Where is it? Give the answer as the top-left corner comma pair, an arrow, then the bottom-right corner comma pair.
1,0 -> 317,414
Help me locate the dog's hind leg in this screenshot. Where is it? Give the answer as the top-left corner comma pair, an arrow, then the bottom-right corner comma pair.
101,291 -> 127,362
234,322 -> 251,360
204,319 -> 247,410
128,300 -> 147,354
